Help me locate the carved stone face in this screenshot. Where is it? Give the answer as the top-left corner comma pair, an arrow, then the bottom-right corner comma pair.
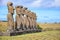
23,7 -> 29,16
31,12 -> 36,20
24,7 -> 27,10
19,7 -> 27,15
19,6 -> 23,8
16,6 -> 21,15
28,11 -> 33,18
7,2 -> 13,6
16,6 -> 24,15
7,2 -> 14,14
16,6 -> 19,8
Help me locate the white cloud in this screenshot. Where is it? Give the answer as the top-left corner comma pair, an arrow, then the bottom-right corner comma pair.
54,0 -> 60,7
0,0 -> 60,8
31,0 -> 42,7
0,0 -> 21,6
30,0 -> 60,8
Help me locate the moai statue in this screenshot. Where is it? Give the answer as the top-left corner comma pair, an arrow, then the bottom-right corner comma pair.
23,7 -> 30,30
20,7 -> 29,30
15,6 -> 23,31
31,12 -> 37,29
27,11 -> 33,30
27,11 -> 37,30
7,2 -> 14,32
16,6 -> 27,30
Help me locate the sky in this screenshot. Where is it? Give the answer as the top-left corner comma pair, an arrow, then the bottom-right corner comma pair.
0,0 -> 60,23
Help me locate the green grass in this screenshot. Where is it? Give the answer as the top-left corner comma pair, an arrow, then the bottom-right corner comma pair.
0,30 -> 60,40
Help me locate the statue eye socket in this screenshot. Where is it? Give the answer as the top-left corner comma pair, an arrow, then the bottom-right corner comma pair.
10,3 -> 13,6
21,7 -> 23,8
17,6 -> 20,8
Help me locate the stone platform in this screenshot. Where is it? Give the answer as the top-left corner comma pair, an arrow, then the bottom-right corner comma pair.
8,29 -> 41,36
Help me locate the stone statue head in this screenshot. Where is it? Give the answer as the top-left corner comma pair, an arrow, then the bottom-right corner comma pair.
22,7 -> 28,12
31,12 -> 37,20
27,11 -> 33,18
7,2 -> 14,14
16,5 -> 23,9
19,6 -> 23,8
16,6 -> 20,15
22,7 -> 28,15
16,6 -> 23,15
7,2 -> 13,6
24,7 -> 28,10
16,6 -> 20,8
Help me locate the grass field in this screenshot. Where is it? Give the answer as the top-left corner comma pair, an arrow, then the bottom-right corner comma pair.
0,30 -> 60,40
0,22 -> 8,32
38,23 -> 60,31
0,22 -> 60,32
0,22 -> 60,40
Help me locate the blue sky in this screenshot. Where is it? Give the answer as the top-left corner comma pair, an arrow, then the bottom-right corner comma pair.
0,0 -> 60,23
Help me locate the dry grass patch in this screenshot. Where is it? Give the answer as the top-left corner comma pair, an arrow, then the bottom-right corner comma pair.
0,31 -> 60,40
38,23 -> 60,31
